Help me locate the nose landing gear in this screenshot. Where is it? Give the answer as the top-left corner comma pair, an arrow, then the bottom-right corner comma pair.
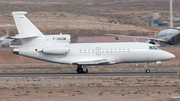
146,69 -> 150,73
144,62 -> 150,73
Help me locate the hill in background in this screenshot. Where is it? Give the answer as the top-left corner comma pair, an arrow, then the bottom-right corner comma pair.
0,0 -> 180,42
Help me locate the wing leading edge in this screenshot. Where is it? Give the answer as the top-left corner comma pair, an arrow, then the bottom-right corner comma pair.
105,34 -> 165,42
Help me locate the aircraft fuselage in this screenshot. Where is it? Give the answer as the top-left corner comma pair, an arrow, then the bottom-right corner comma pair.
13,42 -> 175,65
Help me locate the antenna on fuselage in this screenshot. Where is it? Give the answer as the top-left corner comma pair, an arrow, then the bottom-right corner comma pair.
102,25 -> 105,35
170,0 -> 173,28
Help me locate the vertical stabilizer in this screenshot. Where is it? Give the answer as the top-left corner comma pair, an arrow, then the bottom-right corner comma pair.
12,11 -> 44,45
12,11 -> 43,36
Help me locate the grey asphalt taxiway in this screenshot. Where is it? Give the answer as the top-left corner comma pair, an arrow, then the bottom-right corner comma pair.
0,72 -> 178,77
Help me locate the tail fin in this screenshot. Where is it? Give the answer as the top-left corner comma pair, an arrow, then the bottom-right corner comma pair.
12,11 -> 44,45
12,11 -> 43,36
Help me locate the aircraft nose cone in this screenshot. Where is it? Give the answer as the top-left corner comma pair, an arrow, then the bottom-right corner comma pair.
169,53 -> 175,59
163,52 -> 175,60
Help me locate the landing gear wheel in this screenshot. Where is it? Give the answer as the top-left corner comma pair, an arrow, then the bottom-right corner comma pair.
144,62 -> 151,73
146,69 -> 150,73
76,65 -> 88,74
83,69 -> 88,74
77,65 -> 83,73
77,68 -> 83,74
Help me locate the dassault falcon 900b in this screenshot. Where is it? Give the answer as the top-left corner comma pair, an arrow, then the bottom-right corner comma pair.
11,11 -> 175,73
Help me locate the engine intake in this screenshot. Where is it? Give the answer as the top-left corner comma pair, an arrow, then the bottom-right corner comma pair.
13,48 -> 19,54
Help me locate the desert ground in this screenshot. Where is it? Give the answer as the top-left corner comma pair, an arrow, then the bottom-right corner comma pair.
0,77 -> 180,101
1,0 -> 180,101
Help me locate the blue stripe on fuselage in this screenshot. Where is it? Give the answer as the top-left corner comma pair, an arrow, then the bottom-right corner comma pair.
165,33 -> 180,45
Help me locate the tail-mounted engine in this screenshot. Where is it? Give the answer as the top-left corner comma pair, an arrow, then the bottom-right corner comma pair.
146,40 -> 155,45
158,41 -> 166,47
36,45 -> 70,55
146,40 -> 167,47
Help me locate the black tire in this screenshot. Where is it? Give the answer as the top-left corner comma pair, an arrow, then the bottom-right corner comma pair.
77,68 -> 83,74
146,69 -> 150,73
83,69 -> 88,74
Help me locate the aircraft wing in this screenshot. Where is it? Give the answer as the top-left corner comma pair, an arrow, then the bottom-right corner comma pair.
105,34 -> 166,42
11,33 -> 39,39
73,59 -> 109,65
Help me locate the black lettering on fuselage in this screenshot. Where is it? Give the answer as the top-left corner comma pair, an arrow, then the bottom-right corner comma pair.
53,37 -> 66,40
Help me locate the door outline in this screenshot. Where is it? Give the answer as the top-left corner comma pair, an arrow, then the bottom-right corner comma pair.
96,47 -> 101,55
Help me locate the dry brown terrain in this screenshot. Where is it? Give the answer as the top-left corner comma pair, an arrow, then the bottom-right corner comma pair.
2,0 -> 180,42
0,77 -> 180,101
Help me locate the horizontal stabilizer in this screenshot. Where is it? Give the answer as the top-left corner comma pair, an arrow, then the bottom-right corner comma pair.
11,33 -> 39,39
10,45 -> 23,48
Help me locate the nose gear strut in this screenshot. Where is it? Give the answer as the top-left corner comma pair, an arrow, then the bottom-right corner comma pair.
144,62 -> 150,73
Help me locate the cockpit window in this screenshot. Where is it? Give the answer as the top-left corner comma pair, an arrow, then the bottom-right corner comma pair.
153,46 -> 160,50
149,46 -> 161,50
149,46 -> 154,50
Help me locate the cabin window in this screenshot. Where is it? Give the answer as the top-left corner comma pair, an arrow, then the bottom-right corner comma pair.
111,49 -> 113,53
102,49 -> 104,53
92,49 -> 95,53
119,49 -> 121,52
88,49 -> 91,53
84,49 -> 86,53
114,49 -> 117,52
106,49 -> 108,53
80,50 -> 82,53
123,49 -> 125,52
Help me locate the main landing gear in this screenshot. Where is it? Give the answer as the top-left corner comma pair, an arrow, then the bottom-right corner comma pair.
76,65 -> 88,74
144,62 -> 150,73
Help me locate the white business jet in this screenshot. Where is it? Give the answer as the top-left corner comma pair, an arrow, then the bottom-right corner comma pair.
11,11 -> 175,73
